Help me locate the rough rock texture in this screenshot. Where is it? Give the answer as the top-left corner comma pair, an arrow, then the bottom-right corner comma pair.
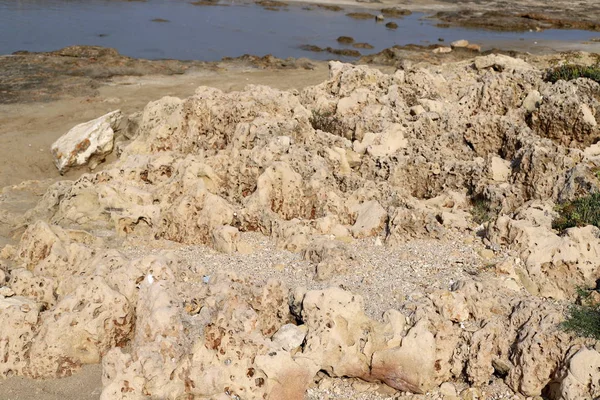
51,110 -> 122,174
3,54 -> 600,399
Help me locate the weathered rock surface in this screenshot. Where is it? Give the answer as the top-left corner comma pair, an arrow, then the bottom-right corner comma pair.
3,54 -> 600,399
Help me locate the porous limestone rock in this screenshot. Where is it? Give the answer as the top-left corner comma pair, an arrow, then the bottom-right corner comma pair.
26,276 -> 132,378
5,56 -> 600,400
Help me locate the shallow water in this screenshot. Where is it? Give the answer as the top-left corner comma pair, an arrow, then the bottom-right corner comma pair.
0,0 -> 598,60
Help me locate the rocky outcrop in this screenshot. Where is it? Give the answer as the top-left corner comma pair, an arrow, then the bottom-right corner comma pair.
3,55 -> 600,399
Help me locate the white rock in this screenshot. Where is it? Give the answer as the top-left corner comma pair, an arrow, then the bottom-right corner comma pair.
271,323 -> 308,352
556,347 -> 600,399
474,54 -> 534,72
51,110 -> 122,174
450,39 -> 469,48
522,90 -> 542,112
490,156 -> 511,182
580,104 -> 597,127
439,382 -> 458,397
0,286 -> 14,297
433,47 -> 452,54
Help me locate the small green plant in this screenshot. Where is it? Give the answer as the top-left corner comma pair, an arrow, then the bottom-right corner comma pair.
470,196 -> 496,225
552,193 -> 600,231
309,110 -> 349,138
545,64 -> 600,84
561,288 -> 600,340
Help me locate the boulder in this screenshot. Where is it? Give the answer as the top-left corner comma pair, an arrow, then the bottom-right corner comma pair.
51,110 -> 122,174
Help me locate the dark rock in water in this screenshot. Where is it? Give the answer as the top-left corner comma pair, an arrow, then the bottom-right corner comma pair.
434,10 -> 600,31
151,18 -> 170,23
325,47 -> 361,57
256,0 -> 288,8
381,7 -> 412,18
386,22 -> 398,29
346,12 -> 377,20
190,0 -> 224,5
353,42 -> 374,49
300,44 -> 324,52
221,53 -> 314,70
316,4 -> 343,11
98,33 -> 109,37
438,37 -> 445,42
337,36 -> 355,44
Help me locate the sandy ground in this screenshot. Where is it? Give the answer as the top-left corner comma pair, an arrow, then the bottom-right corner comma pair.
0,365 -> 103,400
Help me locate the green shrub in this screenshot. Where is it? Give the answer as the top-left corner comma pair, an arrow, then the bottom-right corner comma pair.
552,193 -> 600,231
561,288 -> 600,340
545,64 -> 600,84
470,196 -> 496,225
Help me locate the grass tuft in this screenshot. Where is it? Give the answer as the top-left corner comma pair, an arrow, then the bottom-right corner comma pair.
544,64 -> 600,84
552,193 -> 600,231
561,288 -> 600,340
470,196 -> 496,225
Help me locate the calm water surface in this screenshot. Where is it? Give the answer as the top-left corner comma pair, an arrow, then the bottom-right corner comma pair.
0,0 -> 598,60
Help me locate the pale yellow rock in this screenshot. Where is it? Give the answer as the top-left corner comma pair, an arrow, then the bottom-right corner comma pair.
461,388 -> 483,400
0,244 -> 15,260
236,240 -> 254,254
350,200 -> 388,238
211,225 -> 239,254
522,90 -> 542,112
439,382 -> 458,397
490,156 -> 511,182
478,249 -> 495,260
433,47 -> 452,54
580,104 -> 597,127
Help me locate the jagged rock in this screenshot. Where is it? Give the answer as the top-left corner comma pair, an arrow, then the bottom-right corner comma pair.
530,79 -> 600,147
487,204 -> 600,299
26,276 -> 132,378
51,110 -> 122,174
548,347 -> 600,399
